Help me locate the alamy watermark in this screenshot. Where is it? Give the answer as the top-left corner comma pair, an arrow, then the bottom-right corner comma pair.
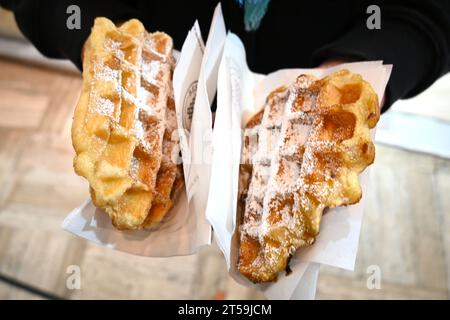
366,264 -> 381,290
66,4 -> 381,31
66,5 -> 81,30
66,265 -> 81,290
367,5 -> 381,30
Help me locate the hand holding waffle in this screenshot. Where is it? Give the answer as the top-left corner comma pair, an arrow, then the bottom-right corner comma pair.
70,17 -> 380,286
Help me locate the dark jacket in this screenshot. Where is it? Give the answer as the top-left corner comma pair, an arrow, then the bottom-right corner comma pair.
1,0 -> 450,111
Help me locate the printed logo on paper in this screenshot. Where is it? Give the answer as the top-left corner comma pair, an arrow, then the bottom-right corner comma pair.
182,80 -> 197,133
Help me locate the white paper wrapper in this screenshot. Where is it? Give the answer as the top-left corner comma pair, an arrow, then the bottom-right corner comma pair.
206,31 -> 392,299
62,19 -> 215,257
186,4 -> 226,229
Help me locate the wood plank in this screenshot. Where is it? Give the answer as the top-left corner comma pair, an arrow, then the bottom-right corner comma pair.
7,132 -> 88,210
0,282 -> 45,300
0,58 -> 448,300
321,145 -> 448,292
316,273 -> 448,300
38,76 -> 81,134
0,88 -> 49,128
188,243 -> 264,300
433,159 -> 450,297
0,130 -> 30,205
0,223 -> 88,298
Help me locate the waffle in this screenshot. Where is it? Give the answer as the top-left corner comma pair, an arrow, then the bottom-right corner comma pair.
237,70 -> 379,282
143,93 -> 184,228
72,17 -> 183,230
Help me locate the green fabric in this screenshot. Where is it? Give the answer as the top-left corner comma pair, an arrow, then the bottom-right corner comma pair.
238,0 -> 271,31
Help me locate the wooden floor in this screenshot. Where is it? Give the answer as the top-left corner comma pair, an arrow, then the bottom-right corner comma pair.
0,58 -> 449,300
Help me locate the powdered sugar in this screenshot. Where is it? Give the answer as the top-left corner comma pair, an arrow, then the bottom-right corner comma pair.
238,71 -> 367,279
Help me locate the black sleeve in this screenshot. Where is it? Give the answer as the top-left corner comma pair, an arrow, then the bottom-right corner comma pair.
0,0 -> 138,70
311,0 -> 450,111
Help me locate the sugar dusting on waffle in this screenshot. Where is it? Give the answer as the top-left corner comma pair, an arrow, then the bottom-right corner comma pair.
71,18 -> 183,230
238,70 -> 380,282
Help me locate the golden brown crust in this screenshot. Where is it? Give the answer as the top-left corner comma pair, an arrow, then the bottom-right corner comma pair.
72,17 -> 183,230
237,70 -> 379,282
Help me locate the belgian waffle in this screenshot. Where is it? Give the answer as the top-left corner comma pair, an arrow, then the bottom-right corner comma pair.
237,70 -> 379,282
72,17 -> 183,230
144,92 -> 184,228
